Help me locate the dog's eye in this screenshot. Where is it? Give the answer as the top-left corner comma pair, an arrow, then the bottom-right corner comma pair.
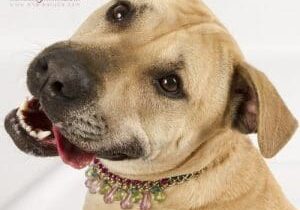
107,1 -> 133,23
156,74 -> 184,99
112,4 -> 130,21
159,75 -> 179,92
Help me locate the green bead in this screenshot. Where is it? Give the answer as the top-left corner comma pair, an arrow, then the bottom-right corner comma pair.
114,189 -> 127,201
150,186 -> 166,202
99,183 -> 111,195
150,185 -> 163,194
130,189 -> 142,203
85,167 -> 99,179
154,191 -> 166,202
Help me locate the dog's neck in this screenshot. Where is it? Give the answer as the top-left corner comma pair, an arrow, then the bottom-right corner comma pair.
86,130 -> 265,209
99,128 -> 238,182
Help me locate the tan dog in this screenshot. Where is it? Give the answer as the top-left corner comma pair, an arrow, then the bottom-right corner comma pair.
4,0 -> 298,210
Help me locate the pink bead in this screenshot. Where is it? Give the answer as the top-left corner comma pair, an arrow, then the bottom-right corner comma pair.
85,179 -> 92,188
120,192 -> 133,209
104,186 -> 118,204
85,179 -> 101,194
140,192 -> 151,210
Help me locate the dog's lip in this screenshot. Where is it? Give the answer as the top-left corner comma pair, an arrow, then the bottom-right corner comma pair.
4,109 -> 58,157
4,98 -> 96,169
5,110 -> 137,162
5,98 -> 142,167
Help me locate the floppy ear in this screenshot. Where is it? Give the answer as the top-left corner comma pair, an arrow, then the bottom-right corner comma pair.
230,61 -> 298,158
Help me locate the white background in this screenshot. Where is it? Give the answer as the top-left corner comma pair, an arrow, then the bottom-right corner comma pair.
0,0 -> 299,209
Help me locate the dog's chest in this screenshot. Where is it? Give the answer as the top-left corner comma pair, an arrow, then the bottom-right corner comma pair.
83,193 -> 176,210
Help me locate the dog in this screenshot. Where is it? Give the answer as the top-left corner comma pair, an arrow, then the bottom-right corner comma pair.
5,0 -> 298,209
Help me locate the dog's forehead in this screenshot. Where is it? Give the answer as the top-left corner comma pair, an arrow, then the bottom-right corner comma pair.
69,0 -> 244,78
71,0 -> 223,43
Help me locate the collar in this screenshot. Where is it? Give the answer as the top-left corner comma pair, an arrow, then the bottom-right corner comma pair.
85,156 -> 227,210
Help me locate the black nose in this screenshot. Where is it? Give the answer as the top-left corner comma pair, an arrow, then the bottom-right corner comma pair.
27,46 -> 94,103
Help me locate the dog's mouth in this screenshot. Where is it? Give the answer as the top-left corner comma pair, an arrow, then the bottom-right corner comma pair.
5,98 -> 95,169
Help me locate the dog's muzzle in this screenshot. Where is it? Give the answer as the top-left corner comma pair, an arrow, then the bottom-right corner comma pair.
5,43 -> 100,169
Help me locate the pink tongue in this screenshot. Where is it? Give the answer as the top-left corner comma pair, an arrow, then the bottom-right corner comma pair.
53,126 -> 95,169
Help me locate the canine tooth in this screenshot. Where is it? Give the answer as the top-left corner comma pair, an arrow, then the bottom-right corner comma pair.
20,101 -> 29,111
29,131 -> 38,138
16,109 -> 22,117
37,131 -> 51,140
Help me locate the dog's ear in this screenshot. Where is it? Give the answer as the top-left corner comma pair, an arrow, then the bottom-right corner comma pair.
230,61 -> 298,158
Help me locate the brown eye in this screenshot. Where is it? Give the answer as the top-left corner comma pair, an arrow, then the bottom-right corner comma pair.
113,4 -> 129,20
159,75 -> 180,93
154,73 -> 185,99
107,1 -> 133,23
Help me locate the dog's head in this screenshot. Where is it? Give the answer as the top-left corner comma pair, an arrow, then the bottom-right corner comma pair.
5,0 -> 298,171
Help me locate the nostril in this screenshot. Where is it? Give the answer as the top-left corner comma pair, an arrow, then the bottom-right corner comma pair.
50,81 -> 64,95
38,57 -> 48,72
41,62 -> 48,72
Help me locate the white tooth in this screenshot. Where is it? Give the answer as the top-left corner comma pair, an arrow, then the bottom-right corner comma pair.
17,108 -> 25,120
20,120 -> 27,129
19,113 -> 25,120
20,100 -> 29,111
17,109 -> 22,117
37,131 -> 51,140
30,131 -> 38,138
25,125 -> 32,132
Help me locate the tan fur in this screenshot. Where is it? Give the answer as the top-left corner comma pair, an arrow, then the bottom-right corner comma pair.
66,0 -> 298,209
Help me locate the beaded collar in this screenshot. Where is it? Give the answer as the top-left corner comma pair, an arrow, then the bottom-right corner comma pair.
85,158 -> 222,210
